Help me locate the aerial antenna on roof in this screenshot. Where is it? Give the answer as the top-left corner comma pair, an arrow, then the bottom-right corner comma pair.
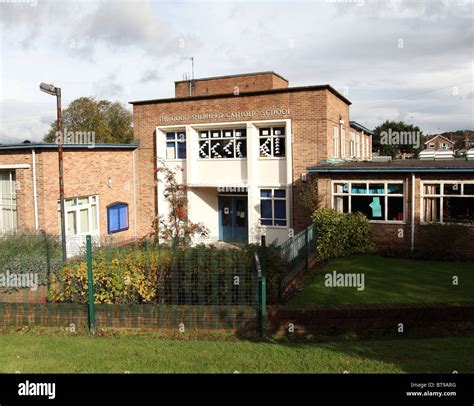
182,57 -> 194,96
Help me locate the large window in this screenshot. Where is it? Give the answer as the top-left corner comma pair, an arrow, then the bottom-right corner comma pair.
166,131 -> 186,159
332,127 -> 339,158
422,182 -> 474,224
333,181 -> 405,222
260,189 -> 287,226
341,128 -> 346,158
199,128 -> 247,159
59,195 -> 99,236
0,170 -> 17,233
259,127 -> 285,158
107,202 -> 129,234
349,132 -> 355,158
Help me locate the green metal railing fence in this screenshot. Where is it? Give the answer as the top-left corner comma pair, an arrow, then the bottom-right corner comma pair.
278,223 -> 317,292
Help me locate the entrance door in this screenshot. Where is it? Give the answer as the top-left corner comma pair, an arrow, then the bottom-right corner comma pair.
218,196 -> 248,243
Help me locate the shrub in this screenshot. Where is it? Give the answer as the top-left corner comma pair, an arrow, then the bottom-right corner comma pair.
312,208 -> 375,261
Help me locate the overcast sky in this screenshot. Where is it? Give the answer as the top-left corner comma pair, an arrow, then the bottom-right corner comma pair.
0,0 -> 473,143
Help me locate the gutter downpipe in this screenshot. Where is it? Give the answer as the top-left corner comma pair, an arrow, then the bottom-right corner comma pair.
32,149 -> 39,231
411,172 -> 415,252
132,149 -> 138,241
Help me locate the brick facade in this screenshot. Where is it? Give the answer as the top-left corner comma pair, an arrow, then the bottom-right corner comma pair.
0,146 -> 137,241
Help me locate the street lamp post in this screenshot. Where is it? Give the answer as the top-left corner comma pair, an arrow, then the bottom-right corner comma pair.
39,82 -> 67,262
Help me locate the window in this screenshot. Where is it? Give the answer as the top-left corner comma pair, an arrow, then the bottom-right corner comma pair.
59,195 -> 99,236
199,128 -> 247,159
166,131 -> 186,159
356,134 -> 361,158
259,127 -> 285,158
333,181 -> 405,222
349,132 -> 355,158
332,127 -> 339,158
421,182 -> 474,224
107,203 -> 129,234
341,128 -> 346,158
0,170 -> 17,233
260,189 -> 287,226
428,143 -> 435,149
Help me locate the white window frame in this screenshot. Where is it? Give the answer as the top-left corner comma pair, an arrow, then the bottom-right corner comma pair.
258,126 -> 286,159
59,195 -> 100,236
259,187 -> 288,228
349,132 -> 355,158
165,130 -> 186,160
0,170 -> 17,233
356,134 -> 361,159
420,181 -> 474,225
198,127 -> 248,160
331,180 -> 406,224
333,126 -> 339,158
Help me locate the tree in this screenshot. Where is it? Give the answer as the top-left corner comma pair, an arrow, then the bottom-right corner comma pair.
373,120 -> 423,159
43,97 -> 133,143
147,160 -> 209,247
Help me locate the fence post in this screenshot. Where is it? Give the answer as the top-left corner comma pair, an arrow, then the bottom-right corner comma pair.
44,232 -> 52,302
86,235 -> 96,334
260,235 -> 267,339
304,226 -> 309,272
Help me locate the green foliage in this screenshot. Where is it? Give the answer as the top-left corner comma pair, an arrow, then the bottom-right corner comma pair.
50,244 -> 286,305
0,233 -> 62,291
312,208 -> 375,261
43,97 -> 133,144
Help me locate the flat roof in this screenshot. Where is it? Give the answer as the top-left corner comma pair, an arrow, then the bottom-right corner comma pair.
0,143 -> 138,152
174,71 -> 289,84
308,159 -> 474,173
349,121 -> 374,135
129,84 -> 352,106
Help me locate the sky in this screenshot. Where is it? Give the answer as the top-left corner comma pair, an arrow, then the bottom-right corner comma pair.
0,0 -> 473,143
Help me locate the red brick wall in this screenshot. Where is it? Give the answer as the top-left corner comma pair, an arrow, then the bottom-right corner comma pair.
175,72 -> 288,98
0,149 -> 137,240
132,88 -> 350,236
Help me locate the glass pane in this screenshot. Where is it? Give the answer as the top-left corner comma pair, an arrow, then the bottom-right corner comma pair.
387,183 -> 403,194
260,219 -> 272,226
334,196 -> 349,213
80,209 -> 89,233
274,189 -> 286,198
177,132 -> 186,142
423,198 -> 440,222
259,137 -> 272,157
260,189 -> 272,198
351,196 -> 385,220
91,204 -> 98,230
273,137 -> 285,157
235,139 -> 246,158
119,205 -> 128,229
108,207 -> 119,233
235,199 -> 246,227
259,128 -> 271,137
464,184 -> 474,195
177,142 -> 186,159
273,127 -> 285,136
223,130 -> 233,137
351,183 -> 367,194
166,142 -> 176,159
443,197 -> 474,223
211,130 -> 221,138
221,201 -> 231,227
65,199 -> 75,208
77,197 -> 88,206
261,200 -> 272,219
199,140 -> 209,158
235,129 -> 246,137
67,211 -> 77,235
210,140 -> 224,158
274,219 -> 287,226
369,183 -> 385,194
444,183 -> 461,195
199,131 -> 209,139
274,200 -> 286,219
424,184 -> 440,195
221,139 -> 234,158
166,132 -> 175,140
387,197 -> 404,221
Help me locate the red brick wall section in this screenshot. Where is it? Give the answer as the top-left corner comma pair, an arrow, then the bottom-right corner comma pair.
175,73 -> 289,98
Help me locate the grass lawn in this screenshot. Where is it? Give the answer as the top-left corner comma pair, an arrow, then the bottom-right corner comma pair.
0,332 -> 472,373
290,255 -> 474,305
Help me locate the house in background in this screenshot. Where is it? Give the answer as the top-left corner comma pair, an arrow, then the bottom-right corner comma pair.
424,134 -> 455,151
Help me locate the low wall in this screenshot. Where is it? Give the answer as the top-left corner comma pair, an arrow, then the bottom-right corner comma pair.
267,303 -> 474,337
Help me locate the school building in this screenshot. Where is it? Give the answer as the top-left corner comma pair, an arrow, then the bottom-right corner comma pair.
1,71 -> 473,255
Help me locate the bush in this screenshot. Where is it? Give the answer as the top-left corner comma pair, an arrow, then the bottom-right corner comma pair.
0,233 -> 62,291
50,244 -> 285,305
312,208 -> 375,261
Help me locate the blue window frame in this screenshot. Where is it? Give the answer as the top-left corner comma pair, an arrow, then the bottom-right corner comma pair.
107,203 -> 129,234
260,189 -> 287,226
